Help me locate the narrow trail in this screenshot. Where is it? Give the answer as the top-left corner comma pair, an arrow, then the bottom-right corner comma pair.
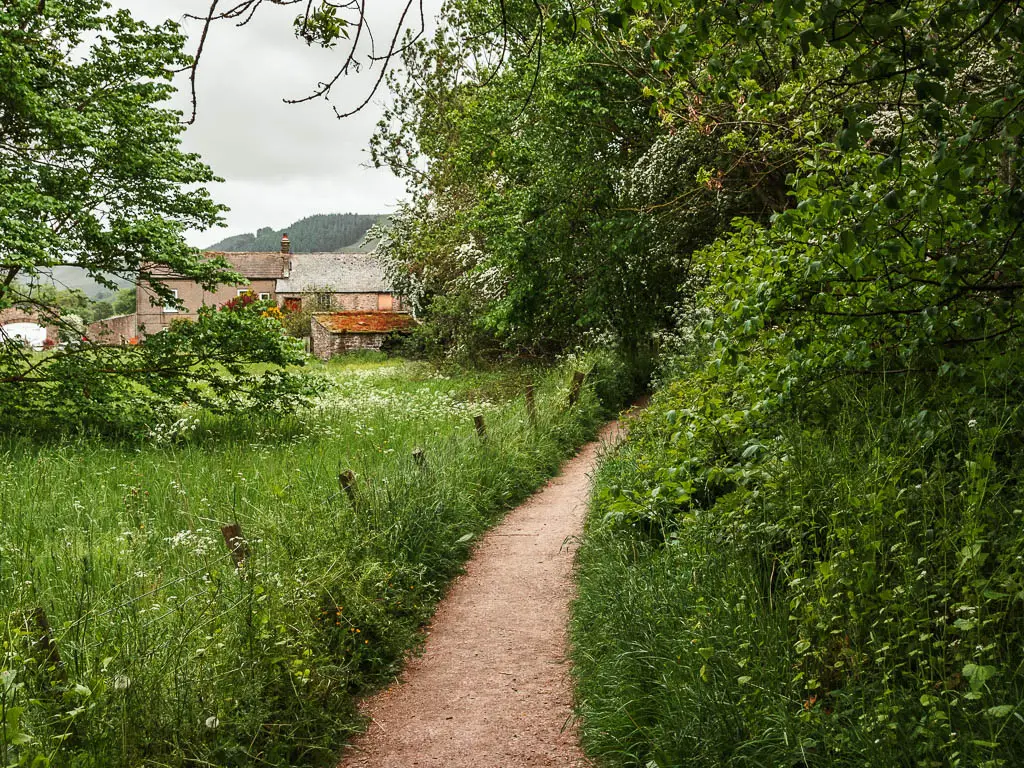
337,417 -> 630,768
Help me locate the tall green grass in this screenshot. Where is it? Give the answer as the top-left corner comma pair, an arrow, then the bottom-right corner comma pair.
0,355 -> 623,767
573,368 -> 1024,767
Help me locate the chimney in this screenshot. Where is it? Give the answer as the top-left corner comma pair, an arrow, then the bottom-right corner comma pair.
281,233 -> 291,254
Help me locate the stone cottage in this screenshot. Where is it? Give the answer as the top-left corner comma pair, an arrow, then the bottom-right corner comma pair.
310,311 -> 417,359
275,252 -> 406,313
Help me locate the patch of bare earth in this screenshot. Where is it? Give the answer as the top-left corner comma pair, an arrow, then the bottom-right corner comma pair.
337,418 -> 629,768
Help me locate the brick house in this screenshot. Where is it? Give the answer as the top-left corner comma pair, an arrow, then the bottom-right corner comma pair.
136,252 -> 287,335
134,235 -> 407,340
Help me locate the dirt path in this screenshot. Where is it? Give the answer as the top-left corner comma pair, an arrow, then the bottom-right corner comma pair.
336,417 -> 629,768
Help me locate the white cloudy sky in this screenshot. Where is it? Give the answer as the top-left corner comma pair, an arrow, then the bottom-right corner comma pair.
117,1 -> 437,246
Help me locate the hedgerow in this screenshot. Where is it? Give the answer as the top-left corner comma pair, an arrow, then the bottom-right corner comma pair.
573,346 -> 1024,767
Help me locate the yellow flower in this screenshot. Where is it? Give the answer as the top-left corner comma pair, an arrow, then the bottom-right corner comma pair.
261,305 -> 286,322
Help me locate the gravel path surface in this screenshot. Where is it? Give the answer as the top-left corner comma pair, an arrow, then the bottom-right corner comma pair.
336,417 -> 628,768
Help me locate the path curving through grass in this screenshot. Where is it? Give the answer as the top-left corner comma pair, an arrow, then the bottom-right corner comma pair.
336,416 -> 633,768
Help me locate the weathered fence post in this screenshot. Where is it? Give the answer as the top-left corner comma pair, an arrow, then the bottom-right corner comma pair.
525,383 -> 537,424
568,371 -> 586,406
220,523 -> 249,568
338,470 -> 358,508
27,607 -> 66,684
473,414 -> 488,442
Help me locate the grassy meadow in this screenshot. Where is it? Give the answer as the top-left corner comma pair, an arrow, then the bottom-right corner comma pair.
0,354 -> 621,767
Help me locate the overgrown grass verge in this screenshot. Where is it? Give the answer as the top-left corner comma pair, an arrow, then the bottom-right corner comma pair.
572,361 -> 1024,767
0,352 -> 631,767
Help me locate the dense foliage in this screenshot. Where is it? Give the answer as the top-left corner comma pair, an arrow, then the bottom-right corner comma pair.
575,350 -> 1024,766
206,213 -> 384,254
564,0 -> 1024,765
0,295 -> 310,436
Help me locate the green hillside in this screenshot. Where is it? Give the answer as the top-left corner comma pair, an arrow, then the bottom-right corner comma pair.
27,266 -> 133,301
207,213 -> 384,253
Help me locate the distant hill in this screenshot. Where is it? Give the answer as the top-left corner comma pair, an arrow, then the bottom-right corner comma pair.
38,266 -> 132,300
207,213 -> 385,254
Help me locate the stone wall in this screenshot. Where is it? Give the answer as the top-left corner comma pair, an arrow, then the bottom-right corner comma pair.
277,292 -> 404,313
0,308 -> 59,346
310,318 -> 388,360
86,313 -> 138,344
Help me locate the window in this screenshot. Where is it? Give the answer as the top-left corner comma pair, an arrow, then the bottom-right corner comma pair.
258,292 -> 271,301
236,289 -> 249,297
163,289 -> 179,313
316,292 -> 332,310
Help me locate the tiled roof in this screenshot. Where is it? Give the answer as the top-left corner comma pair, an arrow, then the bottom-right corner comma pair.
313,311 -> 417,334
276,253 -> 391,294
206,252 -> 289,279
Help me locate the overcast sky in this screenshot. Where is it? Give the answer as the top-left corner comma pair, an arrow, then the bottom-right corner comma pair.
117,1 -> 437,246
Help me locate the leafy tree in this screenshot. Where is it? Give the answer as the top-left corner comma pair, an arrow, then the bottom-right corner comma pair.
89,299 -> 114,322
372,0 -> 741,361
112,287 -> 137,317
0,0 -> 307,432
21,284 -> 92,318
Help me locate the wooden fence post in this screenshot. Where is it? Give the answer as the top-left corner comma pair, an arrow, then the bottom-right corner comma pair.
27,607 -> 66,684
220,523 -> 249,568
525,383 -> 537,424
412,447 -> 427,468
568,371 -> 586,406
338,470 -> 358,508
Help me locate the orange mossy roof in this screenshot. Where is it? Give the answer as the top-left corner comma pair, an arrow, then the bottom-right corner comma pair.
313,311 -> 417,334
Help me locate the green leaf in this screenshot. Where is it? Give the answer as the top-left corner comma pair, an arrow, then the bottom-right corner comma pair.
963,663 -> 998,693
773,0 -> 792,19
741,442 -> 763,459
883,189 -> 902,209
986,705 -> 1015,718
